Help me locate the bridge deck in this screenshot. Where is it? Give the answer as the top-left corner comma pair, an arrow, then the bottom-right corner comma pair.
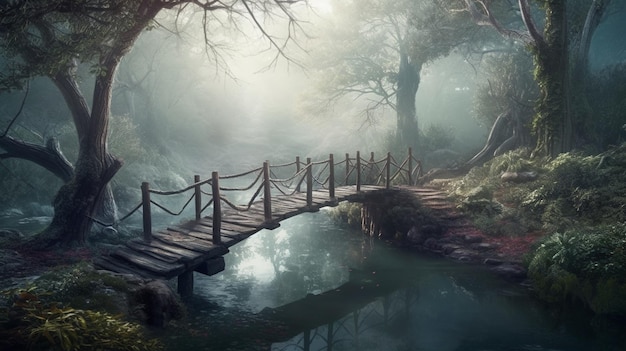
93,185 -> 447,286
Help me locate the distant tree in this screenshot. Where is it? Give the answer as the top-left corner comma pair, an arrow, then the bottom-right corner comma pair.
0,0 -> 305,247
309,0 -> 479,154
458,0 -> 615,156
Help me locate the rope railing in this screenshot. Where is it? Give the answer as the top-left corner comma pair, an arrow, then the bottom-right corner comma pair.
129,148 -> 421,244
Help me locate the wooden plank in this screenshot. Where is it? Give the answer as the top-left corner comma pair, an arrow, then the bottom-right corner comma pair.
219,221 -> 262,234
93,255 -> 160,279
222,212 -> 265,225
154,231 -> 221,254
127,238 -> 201,263
124,241 -> 181,263
111,246 -> 186,278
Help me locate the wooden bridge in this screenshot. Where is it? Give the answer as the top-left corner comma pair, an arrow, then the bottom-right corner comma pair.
94,149 -> 431,296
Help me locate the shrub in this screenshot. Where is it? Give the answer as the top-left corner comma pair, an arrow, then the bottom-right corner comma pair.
528,224 -> 626,315
1,288 -> 162,351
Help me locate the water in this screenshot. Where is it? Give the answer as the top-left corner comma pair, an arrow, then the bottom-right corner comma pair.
156,211 -> 624,351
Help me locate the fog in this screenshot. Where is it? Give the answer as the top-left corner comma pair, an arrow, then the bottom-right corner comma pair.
1,1 -> 625,225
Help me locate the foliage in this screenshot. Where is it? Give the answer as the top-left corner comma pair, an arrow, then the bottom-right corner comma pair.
56,115 -> 146,166
35,262 -> 131,313
1,287 -> 162,351
329,202 -> 362,228
528,224 -> 626,315
419,123 -> 456,154
521,147 -> 626,231
472,48 -> 538,128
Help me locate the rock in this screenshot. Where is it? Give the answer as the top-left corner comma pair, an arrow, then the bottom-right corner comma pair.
491,263 -> 527,282
471,242 -> 496,252
406,226 -> 423,244
483,258 -> 504,266
407,224 -> 443,244
466,186 -> 492,201
423,237 -> 441,251
134,280 -> 184,327
441,243 -> 461,255
449,248 -> 479,261
0,208 -> 24,217
463,234 -> 483,243
500,171 -> 538,183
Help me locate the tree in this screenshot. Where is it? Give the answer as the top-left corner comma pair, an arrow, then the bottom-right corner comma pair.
458,0 -> 615,156
0,0 -> 305,247
309,0 -> 477,153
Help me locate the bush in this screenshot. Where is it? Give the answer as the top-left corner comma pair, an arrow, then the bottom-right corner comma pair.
1,288 -> 162,351
528,224 -> 626,315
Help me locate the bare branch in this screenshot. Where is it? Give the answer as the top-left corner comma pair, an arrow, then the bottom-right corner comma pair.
1,80 -> 29,138
518,0 -> 544,46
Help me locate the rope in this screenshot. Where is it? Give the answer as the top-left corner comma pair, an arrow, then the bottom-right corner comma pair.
150,179 -> 210,196
219,166 -> 263,179
88,201 -> 142,227
150,192 -> 195,216
220,168 -> 263,192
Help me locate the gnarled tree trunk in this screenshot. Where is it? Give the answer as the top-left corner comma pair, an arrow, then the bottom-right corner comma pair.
396,53 -> 422,153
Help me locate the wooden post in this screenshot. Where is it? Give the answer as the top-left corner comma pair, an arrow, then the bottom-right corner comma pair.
369,152 -> 375,184
296,156 -> 301,192
356,151 -> 361,192
141,182 -> 151,242
345,153 -> 350,185
327,321 -> 334,351
408,147 -> 413,186
211,172 -> 221,245
194,175 -> 201,220
306,157 -> 313,207
263,161 -> 272,223
386,152 -> 391,189
303,329 -> 311,351
329,154 -> 335,201
178,270 -> 194,298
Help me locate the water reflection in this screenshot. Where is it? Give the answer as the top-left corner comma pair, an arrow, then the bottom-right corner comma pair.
163,211 -> 624,351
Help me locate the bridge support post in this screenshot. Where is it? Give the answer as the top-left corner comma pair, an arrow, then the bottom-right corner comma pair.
356,151 -> 361,192
296,156 -> 301,192
386,152 -> 391,189
263,161 -> 273,224
329,154 -> 335,202
211,172 -> 221,244
408,148 -> 413,185
178,270 -> 194,298
345,153 -> 350,185
141,182 -> 152,242
194,175 -> 202,220
306,157 -> 313,208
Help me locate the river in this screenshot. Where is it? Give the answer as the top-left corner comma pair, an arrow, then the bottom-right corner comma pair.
157,210 -> 625,351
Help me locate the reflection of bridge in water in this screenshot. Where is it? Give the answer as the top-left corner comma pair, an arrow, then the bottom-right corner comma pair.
94,149 -> 453,296
262,265 -> 418,351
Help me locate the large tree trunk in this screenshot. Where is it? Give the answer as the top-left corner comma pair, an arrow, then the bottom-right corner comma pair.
396,53 -> 422,153
33,61 -> 124,246
33,5 -> 158,246
525,1 -> 572,156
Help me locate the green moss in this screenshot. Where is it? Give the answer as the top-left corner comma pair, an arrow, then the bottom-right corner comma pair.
33,262 -> 130,314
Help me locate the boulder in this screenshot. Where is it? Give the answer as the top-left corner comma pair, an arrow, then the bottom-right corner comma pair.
491,263 -> 527,282
500,171 -> 538,183
134,280 -> 184,327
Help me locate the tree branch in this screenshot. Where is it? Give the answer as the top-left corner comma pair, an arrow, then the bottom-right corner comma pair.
1,80 -> 29,138
518,0 -> 544,46
0,135 -> 74,182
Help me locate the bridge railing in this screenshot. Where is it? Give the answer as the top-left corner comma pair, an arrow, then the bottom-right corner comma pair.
115,148 -> 421,244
